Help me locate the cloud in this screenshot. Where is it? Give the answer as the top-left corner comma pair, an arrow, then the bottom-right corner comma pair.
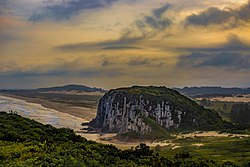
55,36 -> 143,52
153,3 -> 171,18
181,34 -> 250,52
177,33 -> 250,70
126,56 -> 167,67
29,0 -> 118,22
185,1 -> 250,28
223,34 -> 250,51
135,3 -> 172,31
0,0 -> 11,15
178,51 -> 250,70
101,60 -> 112,66
0,34 -> 22,43
143,16 -> 172,30
102,46 -> 141,50
185,7 -> 231,26
52,3 -> 173,52
127,57 -> 150,66
0,58 -> 124,78
111,3 -> 173,47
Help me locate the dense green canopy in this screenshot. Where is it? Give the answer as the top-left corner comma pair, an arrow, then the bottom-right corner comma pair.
0,112 -> 248,166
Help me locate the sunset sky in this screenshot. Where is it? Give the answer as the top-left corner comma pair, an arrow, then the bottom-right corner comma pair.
0,0 -> 250,89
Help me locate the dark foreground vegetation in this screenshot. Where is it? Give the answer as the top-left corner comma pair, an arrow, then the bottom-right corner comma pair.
0,112 -> 250,167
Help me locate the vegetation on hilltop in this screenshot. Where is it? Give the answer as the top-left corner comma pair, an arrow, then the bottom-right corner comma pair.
36,84 -> 106,93
174,87 -> 250,98
230,103 -> 250,125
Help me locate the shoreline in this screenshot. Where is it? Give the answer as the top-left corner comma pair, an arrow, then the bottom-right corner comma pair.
0,93 -> 97,122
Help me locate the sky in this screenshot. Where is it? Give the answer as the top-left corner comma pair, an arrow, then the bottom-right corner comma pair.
0,0 -> 250,89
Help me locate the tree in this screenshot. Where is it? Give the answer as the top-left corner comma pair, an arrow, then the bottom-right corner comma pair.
230,103 -> 250,125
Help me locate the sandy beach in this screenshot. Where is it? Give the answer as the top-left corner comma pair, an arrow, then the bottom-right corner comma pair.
0,95 -> 88,131
0,93 -> 96,121
176,131 -> 249,138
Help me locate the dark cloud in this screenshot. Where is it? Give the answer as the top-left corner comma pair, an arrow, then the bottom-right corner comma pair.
135,3 -> 172,31
0,0 -> 11,15
143,15 -> 171,30
178,34 -> 250,70
178,51 -> 250,69
223,34 -> 250,51
127,58 -> 150,66
116,3 -> 172,45
185,1 -> 250,28
153,3 -> 171,18
55,37 -> 143,52
0,68 -> 123,78
185,7 -> 231,26
0,34 -> 22,43
126,57 -> 166,67
0,59 -> 124,78
29,0 -> 118,22
102,46 -> 141,50
101,60 -> 113,66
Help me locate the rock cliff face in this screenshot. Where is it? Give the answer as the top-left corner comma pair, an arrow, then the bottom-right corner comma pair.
90,86 -> 222,137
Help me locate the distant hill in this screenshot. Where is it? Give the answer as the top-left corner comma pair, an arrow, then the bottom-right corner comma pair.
0,84 -> 105,109
90,86 -> 223,140
36,84 -> 106,93
174,87 -> 250,97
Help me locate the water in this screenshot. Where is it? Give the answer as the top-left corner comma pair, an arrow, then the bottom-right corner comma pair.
0,95 -> 86,131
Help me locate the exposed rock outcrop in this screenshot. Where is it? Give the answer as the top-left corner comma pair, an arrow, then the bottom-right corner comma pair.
90,86 -> 223,138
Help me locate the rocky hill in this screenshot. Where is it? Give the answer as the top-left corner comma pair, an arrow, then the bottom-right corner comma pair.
90,86 -> 223,139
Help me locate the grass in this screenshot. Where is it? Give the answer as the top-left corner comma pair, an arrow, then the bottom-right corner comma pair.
119,117 -> 171,140
143,117 -> 172,140
158,136 -> 250,165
